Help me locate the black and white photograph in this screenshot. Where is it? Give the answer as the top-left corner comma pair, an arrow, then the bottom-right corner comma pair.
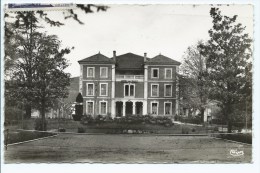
1,0 -> 259,173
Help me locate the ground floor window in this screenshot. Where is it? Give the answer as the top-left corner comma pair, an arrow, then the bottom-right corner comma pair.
100,101 -> 107,115
164,102 -> 172,115
151,102 -> 158,115
86,101 -> 94,114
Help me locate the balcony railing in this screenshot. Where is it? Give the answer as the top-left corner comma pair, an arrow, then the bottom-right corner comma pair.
116,75 -> 144,80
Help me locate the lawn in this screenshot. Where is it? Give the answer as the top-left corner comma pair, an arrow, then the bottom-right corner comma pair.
5,130 -> 56,145
4,133 -> 252,163
6,118 -> 209,134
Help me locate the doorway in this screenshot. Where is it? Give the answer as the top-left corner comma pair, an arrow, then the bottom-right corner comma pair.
125,102 -> 133,116
135,102 -> 143,115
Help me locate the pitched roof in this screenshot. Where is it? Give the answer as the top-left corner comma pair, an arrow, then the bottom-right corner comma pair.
78,53 -> 115,64
115,53 -> 147,70
145,54 -> 181,65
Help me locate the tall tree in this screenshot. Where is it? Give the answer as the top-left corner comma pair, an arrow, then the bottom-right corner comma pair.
32,33 -> 71,130
5,11 -> 41,118
199,8 -> 252,132
5,4 -> 108,119
180,41 -> 209,123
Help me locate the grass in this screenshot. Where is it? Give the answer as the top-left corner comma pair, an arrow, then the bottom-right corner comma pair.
212,133 -> 252,144
5,134 -> 252,163
6,130 -> 56,145
5,118 -> 210,134
78,122 -> 208,134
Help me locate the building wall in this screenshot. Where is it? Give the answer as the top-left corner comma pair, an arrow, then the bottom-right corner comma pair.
83,98 -> 112,115
79,60 -> 179,117
81,64 -> 113,114
147,65 -> 177,80
115,81 -> 144,98
147,82 -> 176,98
147,99 -> 176,116
82,64 -> 112,80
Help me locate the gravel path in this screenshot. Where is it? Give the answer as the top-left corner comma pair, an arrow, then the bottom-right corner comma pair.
4,133 -> 252,163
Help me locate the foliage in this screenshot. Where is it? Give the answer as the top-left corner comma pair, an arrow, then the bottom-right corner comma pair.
5,12 -> 72,122
73,93 -> 83,121
215,133 -> 252,144
73,104 -> 83,121
34,118 -> 47,131
76,93 -> 83,103
4,5 -> 108,119
80,114 -> 173,127
176,115 -> 202,125
199,8 -> 252,132
179,41 -> 209,123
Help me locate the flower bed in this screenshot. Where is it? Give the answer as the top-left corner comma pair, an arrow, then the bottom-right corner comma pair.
80,114 -> 173,127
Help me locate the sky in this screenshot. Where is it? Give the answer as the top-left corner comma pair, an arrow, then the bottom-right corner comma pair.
43,4 -> 254,77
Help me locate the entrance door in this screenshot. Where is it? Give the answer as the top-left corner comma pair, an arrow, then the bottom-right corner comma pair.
136,102 -> 143,115
116,102 -> 123,117
125,102 -> 133,116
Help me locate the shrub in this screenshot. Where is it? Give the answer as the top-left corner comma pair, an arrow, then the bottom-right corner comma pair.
73,104 -> 83,121
80,114 -> 93,125
58,128 -> 66,132
34,118 -> 47,131
182,126 -> 190,134
217,133 -> 252,144
77,127 -> 85,133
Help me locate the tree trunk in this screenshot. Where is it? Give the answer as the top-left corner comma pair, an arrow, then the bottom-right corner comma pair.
226,103 -> 233,133
200,107 -> 205,123
41,99 -> 46,131
25,104 -> 31,119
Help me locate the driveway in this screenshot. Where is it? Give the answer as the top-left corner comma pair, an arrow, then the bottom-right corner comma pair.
4,133 -> 252,163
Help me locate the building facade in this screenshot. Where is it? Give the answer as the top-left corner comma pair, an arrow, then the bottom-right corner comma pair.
78,51 -> 181,118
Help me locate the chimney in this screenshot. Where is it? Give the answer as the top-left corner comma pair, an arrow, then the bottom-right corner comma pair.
113,50 -> 116,62
144,52 -> 147,62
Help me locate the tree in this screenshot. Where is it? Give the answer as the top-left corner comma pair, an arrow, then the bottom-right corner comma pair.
180,41 -> 209,123
5,5 -> 108,119
5,11 -> 42,119
199,8 -> 252,132
73,93 -> 83,121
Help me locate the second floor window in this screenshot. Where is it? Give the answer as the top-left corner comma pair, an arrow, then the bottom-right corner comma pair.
87,67 -> 95,78
100,83 -> 108,96
165,68 -> 172,79
100,67 -> 108,78
125,84 -> 135,97
151,84 -> 159,97
152,68 -> 159,78
87,83 -> 94,96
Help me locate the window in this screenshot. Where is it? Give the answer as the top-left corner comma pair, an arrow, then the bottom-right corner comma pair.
124,84 -> 135,97
87,67 -> 95,78
164,102 -> 172,115
100,101 -> 107,115
100,83 -> 108,96
151,102 -> 158,115
151,84 -> 159,97
87,83 -> 94,96
86,101 -> 94,114
100,67 -> 108,78
164,84 -> 172,97
165,68 -> 172,79
151,68 -> 159,78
